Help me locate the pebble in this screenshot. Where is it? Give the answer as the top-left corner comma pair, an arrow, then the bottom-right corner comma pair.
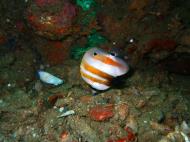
114,103 -> 129,121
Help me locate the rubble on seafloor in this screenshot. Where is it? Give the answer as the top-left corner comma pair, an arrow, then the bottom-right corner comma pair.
0,0 -> 190,142
0,58 -> 190,141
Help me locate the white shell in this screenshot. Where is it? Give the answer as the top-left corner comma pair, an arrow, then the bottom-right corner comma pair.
181,121 -> 190,134
58,110 -> 75,118
38,70 -> 63,86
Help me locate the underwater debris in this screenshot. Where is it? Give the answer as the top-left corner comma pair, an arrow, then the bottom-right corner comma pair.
47,93 -> 64,106
180,121 -> 190,135
58,110 -> 75,118
114,103 -> 129,121
150,121 -> 172,134
159,131 -> 190,142
125,115 -> 138,134
38,70 -> 64,86
107,127 -> 137,142
159,121 -> 190,142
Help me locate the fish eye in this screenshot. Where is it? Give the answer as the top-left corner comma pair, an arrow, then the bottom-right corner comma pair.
93,52 -> 97,56
110,52 -> 116,56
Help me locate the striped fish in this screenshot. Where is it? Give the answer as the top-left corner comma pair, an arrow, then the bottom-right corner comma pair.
80,47 -> 129,91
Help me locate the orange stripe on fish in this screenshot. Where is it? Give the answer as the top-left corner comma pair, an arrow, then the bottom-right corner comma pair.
80,47 -> 129,91
93,55 -> 122,67
82,61 -> 113,81
80,70 -> 111,86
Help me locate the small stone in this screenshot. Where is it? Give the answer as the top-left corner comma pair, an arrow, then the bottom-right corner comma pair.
136,100 -> 146,108
80,95 -> 93,104
34,81 -> 42,93
59,131 -> 69,142
150,121 -> 172,134
114,103 -> 129,121
125,115 -> 138,133
48,93 -> 64,106
59,107 -> 65,113
151,110 -> 165,123
141,130 -> 161,142
180,34 -> 190,46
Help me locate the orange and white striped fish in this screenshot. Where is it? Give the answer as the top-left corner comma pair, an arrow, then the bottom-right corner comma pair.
80,47 -> 129,91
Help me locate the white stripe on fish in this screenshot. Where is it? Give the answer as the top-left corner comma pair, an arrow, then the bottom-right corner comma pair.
80,47 -> 129,90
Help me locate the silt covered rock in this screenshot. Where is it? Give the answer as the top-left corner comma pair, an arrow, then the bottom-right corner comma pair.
27,0 -> 78,40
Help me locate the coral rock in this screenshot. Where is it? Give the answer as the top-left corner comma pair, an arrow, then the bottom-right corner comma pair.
80,95 -> 93,104
128,0 -> 151,19
48,93 -> 64,106
145,39 -> 177,53
150,121 -> 172,134
114,103 -> 129,121
35,0 -> 60,7
27,1 -> 77,40
39,40 -> 72,65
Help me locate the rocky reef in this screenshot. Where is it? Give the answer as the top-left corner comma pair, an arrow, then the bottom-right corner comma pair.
0,0 -> 190,141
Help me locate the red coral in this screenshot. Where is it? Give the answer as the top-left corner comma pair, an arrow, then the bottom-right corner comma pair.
89,104 -> 114,121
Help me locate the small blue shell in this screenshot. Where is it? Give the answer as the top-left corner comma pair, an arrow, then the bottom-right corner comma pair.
37,70 -> 63,86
